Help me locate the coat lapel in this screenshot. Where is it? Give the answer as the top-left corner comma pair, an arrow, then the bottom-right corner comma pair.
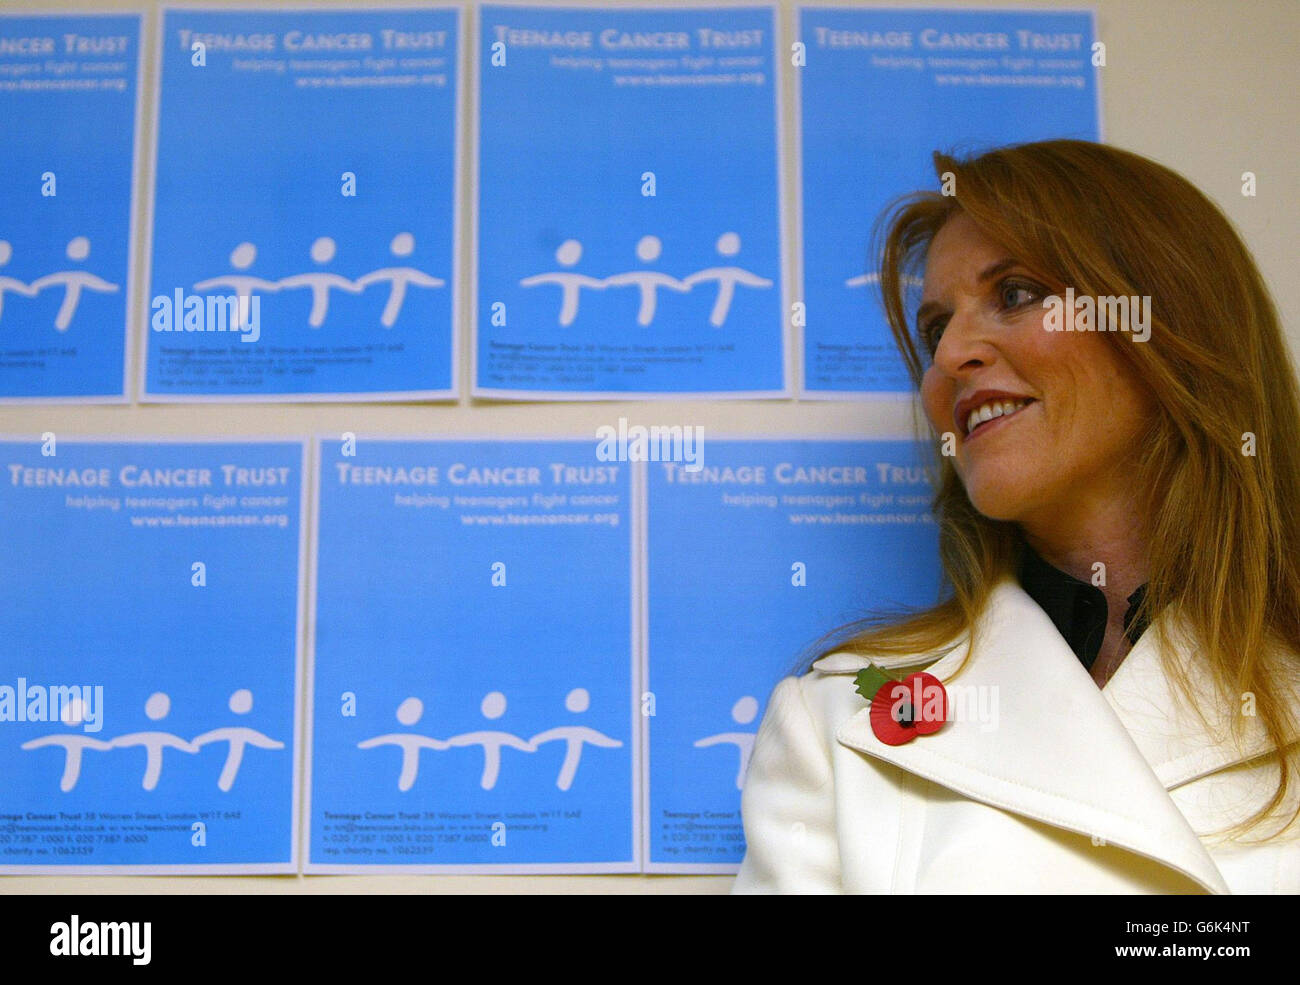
817,576 -> 1236,894
1100,611 -> 1295,790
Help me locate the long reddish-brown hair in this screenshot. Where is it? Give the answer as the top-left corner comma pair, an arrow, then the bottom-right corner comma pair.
805,139 -> 1300,839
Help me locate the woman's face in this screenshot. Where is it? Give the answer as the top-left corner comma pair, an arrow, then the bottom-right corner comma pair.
917,211 -> 1155,529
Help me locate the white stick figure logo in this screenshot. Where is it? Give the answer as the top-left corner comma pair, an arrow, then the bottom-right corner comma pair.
0,240 -> 39,321
355,232 -> 445,327
694,695 -> 759,790
109,692 -> 198,791
602,235 -> 692,327
194,242 -> 280,330
25,237 -> 120,331
528,687 -> 623,791
192,689 -> 285,792
446,691 -> 535,790
21,687 -> 283,792
19,696 -> 111,792
357,696 -> 450,792
277,237 -> 365,328
681,233 -> 772,327
519,230 -> 770,327
845,272 -> 924,289
190,233 -> 444,331
356,687 -> 622,791
519,239 -> 606,327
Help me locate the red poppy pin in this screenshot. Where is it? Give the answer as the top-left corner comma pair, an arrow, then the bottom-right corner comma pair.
853,665 -> 948,746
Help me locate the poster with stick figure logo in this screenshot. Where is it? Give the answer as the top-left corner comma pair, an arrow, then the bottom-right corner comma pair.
309,437 -> 636,871
797,6 -> 1099,396
643,438 -> 942,870
475,5 -> 786,398
0,438 -> 305,872
143,7 -> 459,400
0,13 -> 142,401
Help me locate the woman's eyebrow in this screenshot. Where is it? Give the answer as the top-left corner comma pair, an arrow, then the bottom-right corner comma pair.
914,258 -> 1022,332
976,257 -> 1022,283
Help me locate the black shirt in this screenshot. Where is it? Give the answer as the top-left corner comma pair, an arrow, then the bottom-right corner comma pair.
1016,544 -> 1150,672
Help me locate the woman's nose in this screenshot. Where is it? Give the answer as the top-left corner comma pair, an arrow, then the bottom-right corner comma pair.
932,307 -> 992,376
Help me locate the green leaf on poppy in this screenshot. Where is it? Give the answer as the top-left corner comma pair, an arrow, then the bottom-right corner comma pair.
853,665 -> 894,701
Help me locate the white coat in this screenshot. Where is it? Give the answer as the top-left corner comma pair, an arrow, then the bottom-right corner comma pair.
732,574 -> 1300,893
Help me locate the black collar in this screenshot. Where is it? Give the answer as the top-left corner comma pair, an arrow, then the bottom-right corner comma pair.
1016,544 -> 1150,672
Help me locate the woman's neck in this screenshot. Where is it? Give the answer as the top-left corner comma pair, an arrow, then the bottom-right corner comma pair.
1018,499 -> 1149,688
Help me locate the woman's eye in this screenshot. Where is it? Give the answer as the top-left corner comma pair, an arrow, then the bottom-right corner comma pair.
922,281 -> 1042,356
1000,282 -> 1041,309
922,319 -> 946,355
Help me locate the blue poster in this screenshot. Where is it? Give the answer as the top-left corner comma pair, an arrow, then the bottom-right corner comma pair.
798,7 -> 1099,395
476,5 -> 786,398
144,8 -> 460,401
0,14 -> 141,401
309,437 -> 636,871
0,438 -> 305,872
644,438 -> 943,870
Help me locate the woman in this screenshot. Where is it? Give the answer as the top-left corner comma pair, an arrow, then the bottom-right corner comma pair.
734,139 -> 1300,893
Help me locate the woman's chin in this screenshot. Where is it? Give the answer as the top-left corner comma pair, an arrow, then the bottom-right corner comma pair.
961,481 -> 1034,523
